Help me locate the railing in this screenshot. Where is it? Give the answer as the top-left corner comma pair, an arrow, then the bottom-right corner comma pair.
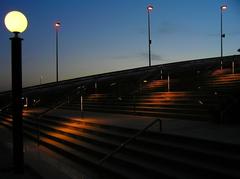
36,99 -> 70,145
0,103 -> 11,112
35,86 -> 82,145
98,118 -> 162,166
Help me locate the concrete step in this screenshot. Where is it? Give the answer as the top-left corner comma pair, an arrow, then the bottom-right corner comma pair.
9,116 -> 240,177
68,101 -> 216,109
1,113 -> 240,178
61,106 -> 213,121
33,117 -> 240,178
2,113 -> 240,163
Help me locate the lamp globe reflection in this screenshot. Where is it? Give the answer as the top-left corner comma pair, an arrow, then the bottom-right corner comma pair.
4,11 -> 28,33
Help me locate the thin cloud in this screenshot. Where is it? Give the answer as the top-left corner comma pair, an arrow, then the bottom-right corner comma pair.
158,21 -> 180,34
152,53 -> 164,61
112,55 -> 133,60
138,52 -> 164,61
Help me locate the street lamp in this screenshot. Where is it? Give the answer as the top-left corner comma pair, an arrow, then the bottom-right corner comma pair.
220,4 -> 227,70
147,4 -> 153,67
54,21 -> 61,82
4,10 -> 28,173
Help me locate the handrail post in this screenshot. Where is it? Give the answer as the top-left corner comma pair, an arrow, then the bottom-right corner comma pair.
159,119 -> 162,132
133,95 -> 136,113
232,60 -> 235,74
37,116 -> 40,146
80,95 -> 84,118
167,74 -> 170,92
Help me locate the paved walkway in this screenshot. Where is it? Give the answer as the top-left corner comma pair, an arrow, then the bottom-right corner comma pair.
0,125 -> 42,179
1,108 -> 240,178
0,125 -> 93,179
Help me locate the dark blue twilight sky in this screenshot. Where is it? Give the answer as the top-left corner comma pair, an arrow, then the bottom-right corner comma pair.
0,0 -> 240,91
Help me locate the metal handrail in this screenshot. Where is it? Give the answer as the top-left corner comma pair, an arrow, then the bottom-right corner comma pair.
35,86 -> 81,119
98,118 -> 162,166
34,86 -> 82,145
0,103 -> 11,112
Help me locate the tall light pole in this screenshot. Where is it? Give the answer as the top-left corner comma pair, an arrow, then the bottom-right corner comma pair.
147,4 -> 153,67
220,4 -> 227,70
4,10 -> 28,174
55,21 -> 61,82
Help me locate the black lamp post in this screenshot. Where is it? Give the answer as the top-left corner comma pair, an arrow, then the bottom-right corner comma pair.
54,21 -> 61,82
147,4 -> 153,67
220,5 -> 227,70
4,10 -> 28,174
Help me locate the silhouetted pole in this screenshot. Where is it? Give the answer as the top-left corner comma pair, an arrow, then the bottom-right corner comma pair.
5,11 -> 28,174
220,5 -> 227,70
55,21 -> 61,82
11,33 -> 24,173
147,4 -> 153,67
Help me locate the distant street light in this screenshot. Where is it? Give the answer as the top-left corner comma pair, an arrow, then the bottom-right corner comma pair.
4,10 -> 28,173
54,21 -> 61,82
220,4 -> 227,70
147,4 -> 153,67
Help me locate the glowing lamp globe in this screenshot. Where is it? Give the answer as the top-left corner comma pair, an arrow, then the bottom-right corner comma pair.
4,11 -> 28,33
147,4 -> 153,12
54,21 -> 61,31
55,22 -> 61,28
221,5 -> 227,11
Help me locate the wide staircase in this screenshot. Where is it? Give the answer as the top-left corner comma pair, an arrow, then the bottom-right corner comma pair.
1,56 -> 240,178
62,68 -> 239,122
0,112 -> 240,179
68,91 -> 218,121
200,69 -> 240,92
